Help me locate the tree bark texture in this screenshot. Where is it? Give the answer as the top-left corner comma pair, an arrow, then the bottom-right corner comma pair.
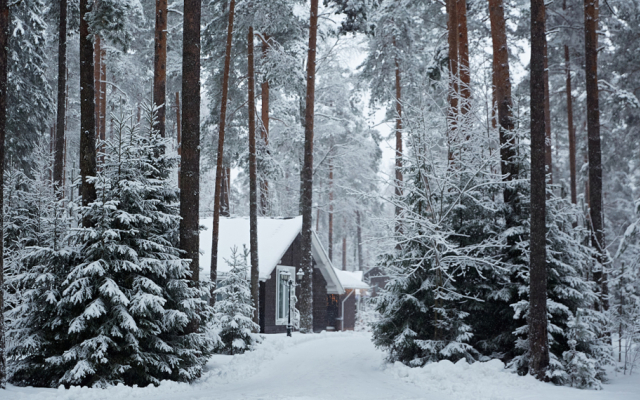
529,0 -> 550,380
299,0 -> 319,333
584,0 -> 607,308
220,166 -> 230,216
211,0 -> 235,302
54,0 -> 67,194
99,52 -> 106,142
180,0 -> 201,305
565,43 -> 577,204
488,0 -> 518,204
356,210 -> 363,271
328,159 -> 334,261
543,42 -> 552,184
94,34 -> 101,139
456,0 -> 470,106
342,233 -> 347,270
175,91 -> 181,188
394,53 -> 403,226
0,0 -> 8,388
153,0 -> 168,138
260,35 -> 270,215
446,0 -> 458,160
248,26 -> 260,328
80,0 -> 97,225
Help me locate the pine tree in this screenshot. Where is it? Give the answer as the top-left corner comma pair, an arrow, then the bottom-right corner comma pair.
210,0 -> 236,301
33,106 -> 215,387
529,0 -> 551,380
213,246 -> 261,355
79,0 -> 97,223
180,0 -> 202,322
298,0 -> 319,333
372,80 -> 500,366
54,0 -> 68,193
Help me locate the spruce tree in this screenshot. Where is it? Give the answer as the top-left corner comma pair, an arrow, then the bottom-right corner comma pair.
7,140 -> 75,387
26,105 -> 215,387
213,246 -> 261,355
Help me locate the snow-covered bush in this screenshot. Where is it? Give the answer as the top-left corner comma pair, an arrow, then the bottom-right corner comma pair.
213,246 -> 262,355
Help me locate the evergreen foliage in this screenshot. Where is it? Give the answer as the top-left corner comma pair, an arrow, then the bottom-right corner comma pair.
371,76 -> 611,387
7,0 -> 52,171
5,139 -> 75,387
7,105 -> 216,387
213,246 -> 262,355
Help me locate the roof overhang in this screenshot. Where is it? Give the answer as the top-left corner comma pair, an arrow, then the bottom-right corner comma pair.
311,230 -> 345,295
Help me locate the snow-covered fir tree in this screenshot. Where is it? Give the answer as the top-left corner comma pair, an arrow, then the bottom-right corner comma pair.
9,105 -> 216,387
6,139 -> 75,387
213,246 -> 262,355
372,80 -> 501,366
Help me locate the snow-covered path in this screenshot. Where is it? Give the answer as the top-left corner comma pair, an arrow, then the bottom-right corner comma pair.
5,332 -> 639,400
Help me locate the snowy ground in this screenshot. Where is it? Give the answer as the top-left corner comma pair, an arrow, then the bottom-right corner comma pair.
5,332 -> 639,400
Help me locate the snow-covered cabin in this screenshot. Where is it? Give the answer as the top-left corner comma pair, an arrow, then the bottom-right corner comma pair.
199,216 -> 345,333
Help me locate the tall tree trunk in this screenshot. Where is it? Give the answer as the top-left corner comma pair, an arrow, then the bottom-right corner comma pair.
394,52 -> 403,229
328,159 -> 334,261
584,0 -> 607,308
488,0 -> 518,205
80,0 -> 97,225
299,0 -> 319,333
447,0 -> 459,160
544,43 -> 552,184
100,51 -> 106,143
153,0 -> 168,138
94,34 -> 101,139
457,0 -> 470,106
356,210 -> 363,271
210,0 -> 235,303
342,232 -> 347,271
180,0 -> 202,330
220,166 -> 229,216
248,26 -> 260,328
176,91 -> 181,188
260,35 -> 270,215
0,0 -> 8,388
529,0 -> 550,380
565,45 -> 576,204
54,0 -> 67,194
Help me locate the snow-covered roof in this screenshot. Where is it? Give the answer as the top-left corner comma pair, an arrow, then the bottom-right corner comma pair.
199,217 -> 345,294
333,268 -> 370,290
199,216 -> 303,281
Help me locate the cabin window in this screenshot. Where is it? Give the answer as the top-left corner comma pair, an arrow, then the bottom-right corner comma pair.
276,266 -> 296,325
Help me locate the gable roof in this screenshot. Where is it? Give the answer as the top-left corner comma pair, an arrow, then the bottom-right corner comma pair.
199,216 -> 302,281
311,230 -> 344,295
198,217 -> 344,295
333,268 -> 370,290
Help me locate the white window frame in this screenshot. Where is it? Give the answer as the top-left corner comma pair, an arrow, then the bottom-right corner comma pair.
275,266 -> 296,325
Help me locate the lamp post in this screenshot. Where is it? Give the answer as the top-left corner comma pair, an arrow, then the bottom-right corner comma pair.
281,269 -> 305,337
